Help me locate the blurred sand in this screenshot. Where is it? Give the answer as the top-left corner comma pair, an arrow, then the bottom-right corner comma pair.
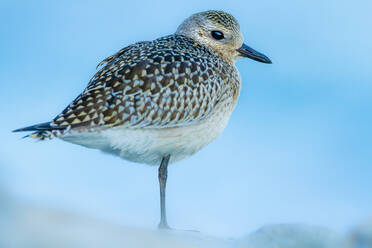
1,202 -> 371,248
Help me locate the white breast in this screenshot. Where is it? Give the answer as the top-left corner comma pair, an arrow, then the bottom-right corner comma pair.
62,105 -> 235,166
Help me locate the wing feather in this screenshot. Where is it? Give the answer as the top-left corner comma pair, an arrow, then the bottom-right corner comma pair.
49,35 -> 238,136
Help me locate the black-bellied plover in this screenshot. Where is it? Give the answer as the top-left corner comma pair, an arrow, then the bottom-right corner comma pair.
14,10 -> 271,229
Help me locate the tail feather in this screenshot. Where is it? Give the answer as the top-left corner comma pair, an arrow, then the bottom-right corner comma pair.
13,122 -> 54,132
13,122 -> 65,140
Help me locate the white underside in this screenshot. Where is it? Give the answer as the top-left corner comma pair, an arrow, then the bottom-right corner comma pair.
61,107 -> 234,165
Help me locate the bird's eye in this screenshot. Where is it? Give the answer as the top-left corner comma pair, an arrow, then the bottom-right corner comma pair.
211,31 -> 224,40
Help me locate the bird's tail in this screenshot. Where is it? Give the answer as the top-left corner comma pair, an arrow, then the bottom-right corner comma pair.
13,122 -> 65,140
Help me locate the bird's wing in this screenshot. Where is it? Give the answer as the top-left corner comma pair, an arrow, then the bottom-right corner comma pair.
50,36 -> 234,135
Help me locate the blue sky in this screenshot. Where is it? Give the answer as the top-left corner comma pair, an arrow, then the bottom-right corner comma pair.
1,0 -> 371,237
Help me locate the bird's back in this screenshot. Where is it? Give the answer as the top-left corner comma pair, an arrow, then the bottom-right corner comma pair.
20,35 -> 241,140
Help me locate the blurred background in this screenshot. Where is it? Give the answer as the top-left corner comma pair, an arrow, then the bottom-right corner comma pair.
1,0 -> 371,239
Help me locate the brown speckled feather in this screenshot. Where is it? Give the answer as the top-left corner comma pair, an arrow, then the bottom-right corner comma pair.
31,35 -> 241,139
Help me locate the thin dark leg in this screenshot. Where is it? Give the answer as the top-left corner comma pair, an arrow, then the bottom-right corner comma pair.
158,155 -> 171,229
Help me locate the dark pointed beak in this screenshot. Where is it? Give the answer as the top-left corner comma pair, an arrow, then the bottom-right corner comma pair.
237,43 -> 272,64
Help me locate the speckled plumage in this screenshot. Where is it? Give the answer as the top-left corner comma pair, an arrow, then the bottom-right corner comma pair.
41,35 -> 240,141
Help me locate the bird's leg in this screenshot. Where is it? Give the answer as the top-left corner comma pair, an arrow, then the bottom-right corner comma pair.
158,155 -> 171,229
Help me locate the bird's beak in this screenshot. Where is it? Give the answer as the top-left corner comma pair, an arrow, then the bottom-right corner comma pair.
237,43 -> 272,64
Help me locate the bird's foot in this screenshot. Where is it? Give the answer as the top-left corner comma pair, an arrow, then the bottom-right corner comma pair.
157,223 -> 199,233
158,222 -> 171,230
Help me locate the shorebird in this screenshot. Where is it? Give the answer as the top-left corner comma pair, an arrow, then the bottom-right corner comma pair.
14,10 -> 271,229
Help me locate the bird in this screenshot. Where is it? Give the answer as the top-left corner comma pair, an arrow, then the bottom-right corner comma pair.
13,10 -> 271,229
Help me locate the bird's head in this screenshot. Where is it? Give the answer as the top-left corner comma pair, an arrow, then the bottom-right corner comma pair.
176,10 -> 272,64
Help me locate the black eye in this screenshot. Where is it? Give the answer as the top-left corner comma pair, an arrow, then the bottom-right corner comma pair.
211,30 -> 224,40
